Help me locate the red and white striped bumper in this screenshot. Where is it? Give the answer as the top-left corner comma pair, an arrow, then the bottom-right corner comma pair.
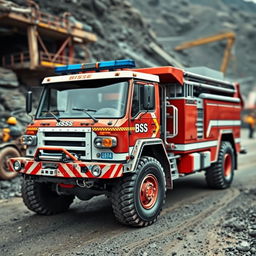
8,158 -> 123,179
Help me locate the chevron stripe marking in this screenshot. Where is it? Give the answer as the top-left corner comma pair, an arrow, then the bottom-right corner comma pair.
109,165 -> 119,178
61,164 -> 76,178
25,161 -> 33,172
92,127 -> 135,132
30,163 -> 42,175
101,165 -> 115,179
116,165 -> 123,177
27,162 -> 39,174
58,164 -> 70,178
69,164 -> 82,178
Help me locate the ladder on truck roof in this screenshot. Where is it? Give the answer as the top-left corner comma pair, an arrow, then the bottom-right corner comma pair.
183,70 -> 236,96
135,66 -> 236,95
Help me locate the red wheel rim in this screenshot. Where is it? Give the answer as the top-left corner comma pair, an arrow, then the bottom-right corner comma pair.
140,174 -> 159,209
224,153 -> 232,178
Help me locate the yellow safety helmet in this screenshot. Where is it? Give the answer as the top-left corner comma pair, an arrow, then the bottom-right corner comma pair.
6,117 -> 17,125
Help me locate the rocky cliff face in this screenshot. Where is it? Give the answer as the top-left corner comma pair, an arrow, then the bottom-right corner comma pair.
1,0 -> 256,123
23,0 -> 163,67
130,0 -> 256,81
9,0 -> 256,78
0,68 -> 26,127
1,0 -> 162,123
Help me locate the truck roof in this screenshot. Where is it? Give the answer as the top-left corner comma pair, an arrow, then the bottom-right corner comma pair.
134,66 -> 184,85
46,59 -> 234,89
42,70 -> 159,85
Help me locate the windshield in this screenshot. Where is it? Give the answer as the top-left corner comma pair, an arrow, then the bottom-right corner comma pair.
37,80 -> 129,119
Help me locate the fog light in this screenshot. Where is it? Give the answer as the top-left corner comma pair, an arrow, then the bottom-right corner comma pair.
91,165 -> 102,177
13,160 -> 22,171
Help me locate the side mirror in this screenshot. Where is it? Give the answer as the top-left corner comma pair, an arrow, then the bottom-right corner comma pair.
143,84 -> 155,110
26,91 -> 32,114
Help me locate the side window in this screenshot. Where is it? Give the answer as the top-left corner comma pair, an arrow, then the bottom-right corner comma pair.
167,83 -> 194,98
132,83 -> 140,117
131,83 -> 155,118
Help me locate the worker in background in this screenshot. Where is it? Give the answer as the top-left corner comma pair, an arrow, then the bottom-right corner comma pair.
245,113 -> 255,139
1,117 -> 22,142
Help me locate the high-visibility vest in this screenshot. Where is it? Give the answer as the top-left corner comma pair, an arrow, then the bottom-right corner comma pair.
245,116 -> 255,128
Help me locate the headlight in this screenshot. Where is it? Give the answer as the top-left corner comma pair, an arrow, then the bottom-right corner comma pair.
13,160 -> 22,171
22,135 -> 37,146
94,137 -> 117,149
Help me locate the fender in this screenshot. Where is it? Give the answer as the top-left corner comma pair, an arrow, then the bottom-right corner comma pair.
215,130 -> 238,169
0,141 -> 26,157
124,138 -> 173,188
0,142 -> 20,151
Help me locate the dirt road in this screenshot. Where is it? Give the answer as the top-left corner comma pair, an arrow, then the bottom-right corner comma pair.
0,133 -> 255,256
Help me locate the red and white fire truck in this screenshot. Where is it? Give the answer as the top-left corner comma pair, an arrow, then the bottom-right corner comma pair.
9,60 -> 243,226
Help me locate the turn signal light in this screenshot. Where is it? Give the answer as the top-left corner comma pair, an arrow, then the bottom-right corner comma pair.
26,127 -> 38,135
94,136 -> 117,149
102,138 -> 113,148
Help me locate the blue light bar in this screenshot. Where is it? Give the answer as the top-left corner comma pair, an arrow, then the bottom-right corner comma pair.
55,59 -> 136,74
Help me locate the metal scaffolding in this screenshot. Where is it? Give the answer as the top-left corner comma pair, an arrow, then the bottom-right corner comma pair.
0,0 -> 97,70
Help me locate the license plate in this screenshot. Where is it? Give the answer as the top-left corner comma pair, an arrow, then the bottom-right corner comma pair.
100,152 -> 113,159
40,169 -> 57,176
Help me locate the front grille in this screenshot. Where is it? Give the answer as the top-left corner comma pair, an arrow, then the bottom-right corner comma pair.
44,132 -> 86,137
38,128 -> 91,160
45,141 -> 85,147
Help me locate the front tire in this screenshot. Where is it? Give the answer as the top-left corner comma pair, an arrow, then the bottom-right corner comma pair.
0,147 -> 20,180
111,156 -> 166,227
21,180 -> 74,215
205,141 -> 235,189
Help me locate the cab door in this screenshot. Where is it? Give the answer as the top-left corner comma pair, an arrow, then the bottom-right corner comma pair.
129,82 -> 159,146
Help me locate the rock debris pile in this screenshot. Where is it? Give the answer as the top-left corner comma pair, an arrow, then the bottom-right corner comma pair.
221,188 -> 256,256
0,67 -> 26,125
0,178 -> 21,199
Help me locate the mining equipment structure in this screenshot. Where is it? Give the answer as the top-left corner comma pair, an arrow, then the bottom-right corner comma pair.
175,32 -> 236,74
8,60 -> 243,226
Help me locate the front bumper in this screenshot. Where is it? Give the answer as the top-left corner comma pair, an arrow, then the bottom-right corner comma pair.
8,157 -> 124,179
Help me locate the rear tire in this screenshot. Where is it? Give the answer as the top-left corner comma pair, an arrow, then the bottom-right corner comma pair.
0,147 -> 20,180
205,141 -> 235,189
21,180 -> 74,215
110,156 -> 166,227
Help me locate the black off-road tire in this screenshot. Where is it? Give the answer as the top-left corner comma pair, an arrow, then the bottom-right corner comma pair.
0,146 -> 20,180
111,156 -> 166,227
205,141 -> 235,189
21,180 -> 74,215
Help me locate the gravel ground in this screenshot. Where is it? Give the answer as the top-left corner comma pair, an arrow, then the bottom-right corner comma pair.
0,177 -> 21,199
221,188 -> 256,256
0,133 -> 255,256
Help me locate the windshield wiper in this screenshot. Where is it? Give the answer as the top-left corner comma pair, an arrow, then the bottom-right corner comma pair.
41,111 -> 62,122
72,108 -> 98,123
48,111 -> 62,122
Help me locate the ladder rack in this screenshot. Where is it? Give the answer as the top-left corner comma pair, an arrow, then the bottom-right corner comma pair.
184,71 -> 234,90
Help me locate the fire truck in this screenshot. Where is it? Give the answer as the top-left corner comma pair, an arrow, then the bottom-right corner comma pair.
8,60 -> 242,227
